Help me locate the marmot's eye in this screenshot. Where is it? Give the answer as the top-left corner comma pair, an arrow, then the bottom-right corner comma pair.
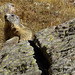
11,14 -> 14,17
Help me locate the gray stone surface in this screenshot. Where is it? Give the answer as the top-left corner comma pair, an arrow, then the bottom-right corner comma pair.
35,18 -> 75,75
0,40 -> 41,75
4,36 -> 19,46
0,10 -> 75,74
0,3 -> 17,15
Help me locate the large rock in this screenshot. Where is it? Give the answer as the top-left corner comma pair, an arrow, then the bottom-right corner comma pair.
0,3 -> 17,16
0,17 -> 75,75
35,18 -> 75,75
0,38 -> 41,75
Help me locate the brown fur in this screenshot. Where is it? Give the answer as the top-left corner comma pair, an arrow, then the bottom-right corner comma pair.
4,14 -> 32,41
12,24 -> 32,41
4,21 -> 17,41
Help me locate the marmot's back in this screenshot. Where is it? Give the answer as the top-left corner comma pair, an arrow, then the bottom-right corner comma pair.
4,14 -> 32,41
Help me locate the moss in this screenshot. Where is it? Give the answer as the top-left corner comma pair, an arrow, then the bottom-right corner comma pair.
49,35 -> 54,40
31,60 -> 36,65
4,70 -> 10,74
63,74 -> 69,75
26,66 -> 29,69
6,66 -> 11,70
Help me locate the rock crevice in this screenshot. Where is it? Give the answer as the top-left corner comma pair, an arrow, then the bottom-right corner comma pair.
0,18 -> 75,75
34,18 -> 75,75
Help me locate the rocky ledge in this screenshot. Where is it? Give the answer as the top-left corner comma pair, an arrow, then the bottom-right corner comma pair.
0,19 -> 75,75
35,18 -> 75,75
0,37 -> 41,75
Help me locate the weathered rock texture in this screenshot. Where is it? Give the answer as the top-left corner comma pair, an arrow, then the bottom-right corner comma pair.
0,15 -> 75,75
35,18 -> 75,75
0,3 -> 17,15
0,39 -> 41,75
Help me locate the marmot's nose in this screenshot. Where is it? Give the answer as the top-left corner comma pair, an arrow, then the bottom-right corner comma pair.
4,15 -> 7,19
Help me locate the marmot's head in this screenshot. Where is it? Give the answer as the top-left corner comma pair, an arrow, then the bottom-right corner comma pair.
4,14 -> 21,25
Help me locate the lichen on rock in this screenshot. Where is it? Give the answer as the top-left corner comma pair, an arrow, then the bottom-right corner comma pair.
0,40 -> 41,75
34,18 -> 75,75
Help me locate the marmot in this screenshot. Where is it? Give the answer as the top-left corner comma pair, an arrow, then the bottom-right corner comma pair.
4,14 -> 32,41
